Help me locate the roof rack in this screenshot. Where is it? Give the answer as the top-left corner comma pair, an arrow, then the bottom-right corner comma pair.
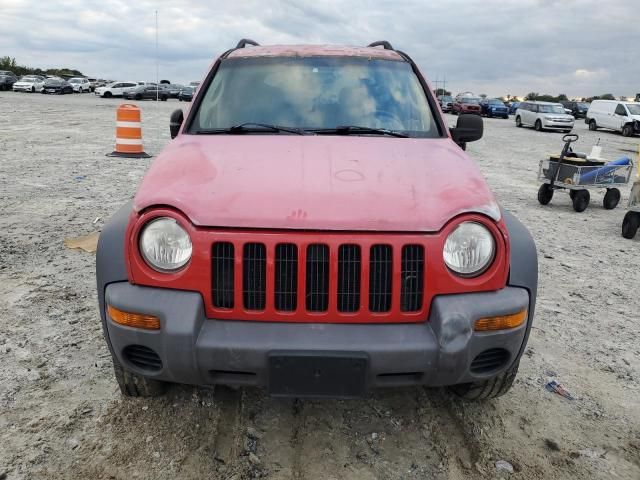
236,39 -> 260,48
367,41 -> 394,50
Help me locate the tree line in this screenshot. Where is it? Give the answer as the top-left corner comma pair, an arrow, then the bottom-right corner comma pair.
0,56 -> 84,78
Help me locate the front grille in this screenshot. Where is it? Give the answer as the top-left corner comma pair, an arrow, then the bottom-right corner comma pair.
275,244 -> 298,311
210,238 -> 426,320
338,244 -> 361,312
243,243 -> 266,310
470,348 -> 510,374
369,245 -> 392,312
306,244 -> 330,312
123,345 -> 162,371
401,245 -> 424,312
212,242 -> 234,308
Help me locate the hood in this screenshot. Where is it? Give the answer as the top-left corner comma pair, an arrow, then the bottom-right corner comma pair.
134,135 -> 500,232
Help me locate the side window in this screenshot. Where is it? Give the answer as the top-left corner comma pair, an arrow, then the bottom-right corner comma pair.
531,104 -> 538,113
112,83 -> 122,88
125,83 -> 136,88
615,104 -> 627,116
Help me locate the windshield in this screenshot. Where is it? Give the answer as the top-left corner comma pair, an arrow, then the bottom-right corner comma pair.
488,99 -> 504,105
625,104 -> 640,115
69,79 -> 81,83
20,76 -> 37,81
191,56 -> 439,137
439,96 -> 453,102
539,104 -> 565,114
577,103 -> 589,109
460,97 -> 481,104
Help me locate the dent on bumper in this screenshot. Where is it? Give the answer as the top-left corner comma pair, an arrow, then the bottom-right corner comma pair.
104,283 -> 530,389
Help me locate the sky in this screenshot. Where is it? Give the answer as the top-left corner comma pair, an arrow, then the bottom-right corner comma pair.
1,0 -> 638,99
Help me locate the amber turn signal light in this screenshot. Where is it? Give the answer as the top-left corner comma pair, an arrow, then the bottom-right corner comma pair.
107,304 -> 161,330
474,309 -> 527,332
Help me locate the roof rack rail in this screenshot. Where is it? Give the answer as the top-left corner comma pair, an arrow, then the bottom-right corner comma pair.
367,40 -> 394,50
236,39 -> 260,48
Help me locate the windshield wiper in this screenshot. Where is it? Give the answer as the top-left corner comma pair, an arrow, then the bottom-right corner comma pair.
195,122 -> 307,135
309,125 -> 409,138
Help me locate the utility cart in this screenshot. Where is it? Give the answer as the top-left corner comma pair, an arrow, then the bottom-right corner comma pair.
622,181 -> 640,239
537,134 -> 634,212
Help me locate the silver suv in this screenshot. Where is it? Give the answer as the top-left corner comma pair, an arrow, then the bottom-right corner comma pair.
515,101 -> 574,132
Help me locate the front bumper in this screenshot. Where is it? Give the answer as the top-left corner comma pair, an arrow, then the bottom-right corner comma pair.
104,282 -> 530,394
543,120 -> 574,129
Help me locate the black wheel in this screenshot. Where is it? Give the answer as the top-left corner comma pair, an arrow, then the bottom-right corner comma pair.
622,211 -> 640,239
179,97 -> 182,102
502,115 -> 509,119
572,189 -> 590,212
161,95 -> 167,101
537,183 -> 554,205
104,91 -> 112,98
534,120 -> 543,131
113,361 -> 167,397
622,124 -> 634,137
603,188 -> 621,210
515,116 -> 522,127
450,361 -> 519,400
135,93 -> 142,100
589,119 -> 597,131
31,86 -> 35,93
569,189 -> 577,200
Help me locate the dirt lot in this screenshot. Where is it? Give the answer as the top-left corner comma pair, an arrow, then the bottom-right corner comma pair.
0,92 -> 638,480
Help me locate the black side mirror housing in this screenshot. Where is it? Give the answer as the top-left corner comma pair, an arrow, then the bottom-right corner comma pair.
450,114 -> 483,150
170,109 -> 184,139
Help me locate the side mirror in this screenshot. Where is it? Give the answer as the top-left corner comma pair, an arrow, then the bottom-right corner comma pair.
170,109 -> 184,139
450,114 -> 483,149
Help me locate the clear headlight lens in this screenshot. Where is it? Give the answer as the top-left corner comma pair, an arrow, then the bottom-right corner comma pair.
139,217 -> 192,272
443,221 -> 495,277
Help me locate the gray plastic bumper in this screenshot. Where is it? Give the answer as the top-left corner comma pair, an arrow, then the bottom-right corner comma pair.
104,283 -> 530,390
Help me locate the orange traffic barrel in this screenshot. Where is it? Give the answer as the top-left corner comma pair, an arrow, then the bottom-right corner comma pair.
107,104 -> 150,158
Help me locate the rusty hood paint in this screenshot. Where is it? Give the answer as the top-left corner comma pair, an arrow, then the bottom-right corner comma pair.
133,135 -> 500,232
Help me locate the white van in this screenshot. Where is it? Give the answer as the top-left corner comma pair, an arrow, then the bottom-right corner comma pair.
586,100 -> 640,136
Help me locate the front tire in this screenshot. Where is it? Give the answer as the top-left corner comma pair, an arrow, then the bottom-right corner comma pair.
104,91 -> 112,98
113,362 -> 167,397
535,119 -> 543,131
572,189 -> 590,212
589,119 -> 597,131
537,183 -> 554,205
450,361 -> 520,400
622,124 -> 634,137
516,116 -> 522,127
622,211 -> 640,239
603,188 -> 621,210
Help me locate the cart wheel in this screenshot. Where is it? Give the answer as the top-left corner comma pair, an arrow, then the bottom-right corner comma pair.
603,188 -> 621,210
537,184 -> 554,205
572,189 -> 590,212
622,211 -> 640,239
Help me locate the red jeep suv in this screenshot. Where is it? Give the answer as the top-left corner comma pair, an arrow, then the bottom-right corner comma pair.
97,40 -> 537,400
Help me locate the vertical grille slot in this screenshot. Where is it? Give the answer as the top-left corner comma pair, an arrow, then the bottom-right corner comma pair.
369,244 -> 392,312
275,243 -> 298,311
306,244 -> 329,312
338,244 -> 361,312
243,243 -> 266,310
401,245 -> 424,312
212,242 -> 235,309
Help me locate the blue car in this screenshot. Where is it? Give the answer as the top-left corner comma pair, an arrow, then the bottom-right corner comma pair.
480,98 -> 509,118
508,101 -> 521,115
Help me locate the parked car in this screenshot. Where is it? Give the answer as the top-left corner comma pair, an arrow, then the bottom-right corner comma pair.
0,70 -> 18,90
164,84 -> 183,98
68,77 -> 91,93
585,100 -> 640,137
41,78 -> 74,94
177,86 -> 194,102
124,84 -> 169,101
97,40 -> 537,401
480,98 -> 509,118
508,102 -> 521,115
452,93 -> 482,115
438,95 -> 453,112
95,81 -> 138,98
515,101 -> 574,132
561,101 -> 589,118
12,75 -> 45,92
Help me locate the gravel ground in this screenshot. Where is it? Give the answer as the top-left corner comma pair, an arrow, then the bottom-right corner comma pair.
0,92 -> 638,480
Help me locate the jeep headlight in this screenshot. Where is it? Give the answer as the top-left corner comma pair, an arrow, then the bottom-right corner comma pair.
139,217 -> 192,272
443,222 -> 495,277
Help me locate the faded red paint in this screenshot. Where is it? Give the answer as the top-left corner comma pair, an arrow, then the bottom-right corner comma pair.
134,136 -> 500,232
